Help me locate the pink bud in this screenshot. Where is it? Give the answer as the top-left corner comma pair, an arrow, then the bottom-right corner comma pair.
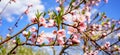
6,34 -> 10,37
22,31 -> 28,36
12,40 -> 16,44
53,30 -> 57,34
24,9 -> 29,14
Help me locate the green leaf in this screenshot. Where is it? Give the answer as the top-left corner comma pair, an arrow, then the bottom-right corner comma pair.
0,36 -> 2,40
70,0 -> 76,6
42,12 -> 46,17
27,31 -> 31,38
49,41 -> 54,45
35,10 -> 42,19
106,18 -> 110,22
101,21 -> 105,26
111,24 -> 115,31
1,48 -> 6,54
98,12 -> 105,22
101,12 -> 105,16
91,35 -> 99,40
41,43 -> 45,46
59,6 -> 64,16
16,36 -> 21,44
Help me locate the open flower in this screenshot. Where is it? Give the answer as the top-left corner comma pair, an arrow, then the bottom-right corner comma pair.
71,33 -> 80,44
57,37 -> 64,45
57,29 -> 66,37
30,18 -> 37,23
68,27 -> 77,34
47,19 -> 55,27
37,37 -> 44,44
39,17 -> 47,27
78,22 -> 87,32
29,26 -> 37,32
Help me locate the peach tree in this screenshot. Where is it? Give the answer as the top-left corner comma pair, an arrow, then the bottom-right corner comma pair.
0,0 -> 120,55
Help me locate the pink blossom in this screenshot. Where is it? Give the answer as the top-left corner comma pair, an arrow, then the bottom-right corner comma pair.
56,0 -> 59,3
117,33 -> 120,37
24,9 -> 29,14
73,33 -> 80,39
98,0 -> 101,2
12,40 -> 16,44
39,31 -> 47,37
118,21 -> 120,24
47,37 -> 53,43
57,37 -> 64,45
62,15 -> 67,21
102,33 -> 107,37
104,0 -> 108,3
57,29 -> 66,37
39,17 -> 46,24
37,37 -> 44,44
31,33 -> 36,38
71,33 -> 80,44
56,7 -> 61,12
68,27 -> 77,34
30,18 -> 37,23
72,38 -> 80,44
72,14 -> 86,22
89,50 -> 98,55
39,17 -> 48,27
104,42 -> 110,49
29,26 -> 37,32
47,19 -> 55,27
22,31 -> 28,37
78,22 -> 87,32
30,37 -> 35,43
29,34 -> 36,43
53,30 -> 57,34
118,48 -> 120,53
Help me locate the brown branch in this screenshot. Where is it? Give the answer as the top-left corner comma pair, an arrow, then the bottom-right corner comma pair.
7,44 -> 18,55
83,32 -> 111,55
0,23 -> 36,45
97,27 -> 120,41
0,0 -> 11,16
59,45 -> 70,55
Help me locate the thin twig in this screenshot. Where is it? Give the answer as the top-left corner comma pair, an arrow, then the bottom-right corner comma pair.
0,23 -> 35,45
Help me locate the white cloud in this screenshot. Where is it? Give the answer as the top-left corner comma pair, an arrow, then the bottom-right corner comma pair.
0,0 -> 44,22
